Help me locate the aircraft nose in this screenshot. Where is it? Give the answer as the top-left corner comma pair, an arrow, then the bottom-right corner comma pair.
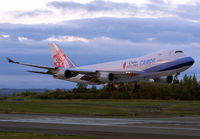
188,57 -> 195,66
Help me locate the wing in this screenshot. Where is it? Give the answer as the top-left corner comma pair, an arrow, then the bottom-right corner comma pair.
68,68 -> 143,83
6,57 -> 55,70
6,57 -> 58,75
68,69 -> 141,76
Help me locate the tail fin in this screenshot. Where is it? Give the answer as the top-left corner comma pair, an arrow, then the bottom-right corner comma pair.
48,43 -> 76,68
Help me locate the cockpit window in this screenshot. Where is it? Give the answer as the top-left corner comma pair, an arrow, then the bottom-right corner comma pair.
175,50 -> 183,53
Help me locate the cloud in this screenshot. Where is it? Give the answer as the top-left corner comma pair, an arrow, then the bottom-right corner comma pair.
175,2 -> 200,20
46,0 -> 200,23
1,17 -> 200,44
146,37 -> 156,41
1,0 -> 200,24
47,0 -> 172,19
1,34 -> 10,38
18,36 -> 34,43
44,35 -> 89,43
47,0 -> 137,12
11,9 -> 53,18
18,36 -> 29,41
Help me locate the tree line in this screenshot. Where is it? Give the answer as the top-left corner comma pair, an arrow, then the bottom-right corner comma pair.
15,75 -> 200,100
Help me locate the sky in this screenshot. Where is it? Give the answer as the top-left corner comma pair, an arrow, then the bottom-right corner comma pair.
0,0 -> 200,89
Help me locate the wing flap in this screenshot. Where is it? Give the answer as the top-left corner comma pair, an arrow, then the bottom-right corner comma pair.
69,69 -> 97,76
80,75 -> 94,81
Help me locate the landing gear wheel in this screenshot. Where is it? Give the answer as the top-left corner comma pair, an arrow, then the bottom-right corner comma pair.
173,73 -> 180,84
173,79 -> 179,84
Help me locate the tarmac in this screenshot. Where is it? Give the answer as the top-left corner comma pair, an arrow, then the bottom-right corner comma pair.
0,113 -> 200,139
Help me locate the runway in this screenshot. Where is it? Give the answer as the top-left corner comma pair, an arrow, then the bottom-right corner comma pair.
0,114 -> 200,139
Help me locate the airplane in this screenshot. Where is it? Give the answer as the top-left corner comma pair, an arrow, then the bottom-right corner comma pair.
6,43 -> 194,85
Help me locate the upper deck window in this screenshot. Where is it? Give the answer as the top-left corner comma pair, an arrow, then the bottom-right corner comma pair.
175,50 -> 183,53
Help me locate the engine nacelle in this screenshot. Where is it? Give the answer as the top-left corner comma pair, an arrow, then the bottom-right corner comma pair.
53,70 -> 77,79
98,72 -> 114,82
64,70 -> 77,78
154,75 -> 173,83
64,70 -> 72,78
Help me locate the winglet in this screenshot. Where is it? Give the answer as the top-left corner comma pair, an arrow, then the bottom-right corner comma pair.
6,57 -> 14,63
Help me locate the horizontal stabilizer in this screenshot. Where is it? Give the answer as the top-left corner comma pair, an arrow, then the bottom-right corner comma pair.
27,70 -> 52,75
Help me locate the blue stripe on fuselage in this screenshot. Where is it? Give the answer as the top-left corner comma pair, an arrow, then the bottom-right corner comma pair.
144,57 -> 194,73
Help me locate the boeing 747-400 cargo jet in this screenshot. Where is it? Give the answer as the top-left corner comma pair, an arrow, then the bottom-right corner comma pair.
6,43 -> 194,84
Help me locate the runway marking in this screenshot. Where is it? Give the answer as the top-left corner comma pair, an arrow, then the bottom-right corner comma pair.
0,117 -> 200,131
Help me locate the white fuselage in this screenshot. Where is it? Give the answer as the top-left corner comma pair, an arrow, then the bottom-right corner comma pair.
55,50 -> 194,84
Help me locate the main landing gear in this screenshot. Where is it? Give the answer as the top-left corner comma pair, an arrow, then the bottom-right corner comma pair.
173,73 -> 180,84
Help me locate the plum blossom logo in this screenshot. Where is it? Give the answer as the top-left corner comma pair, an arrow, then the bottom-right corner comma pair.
123,62 -> 126,69
53,50 -> 66,67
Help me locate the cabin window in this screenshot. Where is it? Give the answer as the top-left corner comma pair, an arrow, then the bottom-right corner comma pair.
175,50 -> 183,53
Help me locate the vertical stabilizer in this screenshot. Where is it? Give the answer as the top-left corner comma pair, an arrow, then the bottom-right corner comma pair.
48,43 -> 76,68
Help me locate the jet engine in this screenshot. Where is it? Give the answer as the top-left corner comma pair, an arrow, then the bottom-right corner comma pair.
154,75 -> 173,83
98,72 -> 114,82
64,70 -> 77,78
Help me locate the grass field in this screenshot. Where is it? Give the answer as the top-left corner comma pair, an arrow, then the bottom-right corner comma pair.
0,131 -> 101,139
0,99 -> 200,117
